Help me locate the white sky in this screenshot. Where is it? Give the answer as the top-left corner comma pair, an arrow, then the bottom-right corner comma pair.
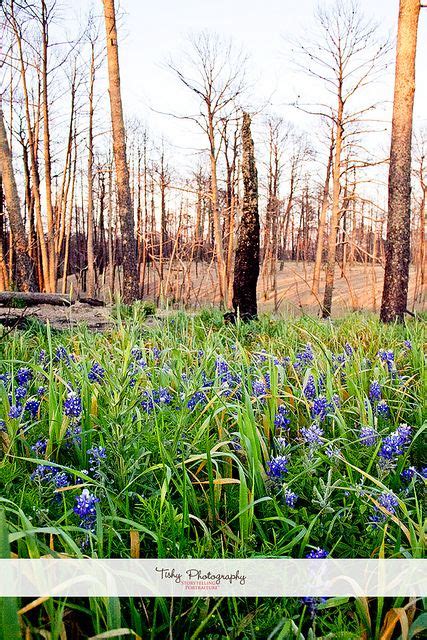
65,0 -> 427,154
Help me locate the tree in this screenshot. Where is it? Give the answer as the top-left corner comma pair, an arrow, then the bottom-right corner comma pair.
169,32 -> 247,307
102,0 -> 139,303
0,104 -> 36,291
380,0 -> 421,322
297,0 -> 389,318
232,112 -> 260,320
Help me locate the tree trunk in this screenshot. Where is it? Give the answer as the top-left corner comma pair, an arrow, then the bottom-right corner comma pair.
102,0 -> 139,303
232,113 -> 260,320
380,0 -> 420,322
312,131 -> 333,295
0,106 -> 37,291
86,42 -> 96,297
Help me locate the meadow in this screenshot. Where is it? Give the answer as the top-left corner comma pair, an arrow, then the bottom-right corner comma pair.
0,307 -> 425,639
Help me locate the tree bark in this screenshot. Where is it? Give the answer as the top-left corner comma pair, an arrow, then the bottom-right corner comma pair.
86,42 -> 96,297
0,106 -> 37,291
380,0 -> 420,322
232,113 -> 260,320
102,0 -> 139,303
312,131 -> 333,296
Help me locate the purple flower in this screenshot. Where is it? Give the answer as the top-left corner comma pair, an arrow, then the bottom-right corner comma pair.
359,426 -> 378,447
88,363 -> 105,383
344,343 -> 353,357
378,491 -> 399,514
302,597 -> 328,618
64,392 -> 82,418
8,404 -> 22,419
53,472 -> 70,489
306,548 -> 328,559
87,446 -> 106,474
378,425 -> 412,460
37,387 -> 46,396
252,379 -> 267,398
403,340 -> 412,350
187,391 -> 207,411
267,455 -> 289,479
376,400 -> 390,418
15,386 -> 27,401
303,375 -> 316,401
369,381 -> 381,402
74,488 -> 99,530
310,396 -> 333,422
294,343 -> 314,370
378,349 -> 395,373
16,367 -> 33,386
401,467 -> 416,482
274,405 -> 290,430
284,489 -> 298,507
24,399 -> 40,418
301,423 -> 324,445
31,438 -> 47,455
0,420 -> 6,432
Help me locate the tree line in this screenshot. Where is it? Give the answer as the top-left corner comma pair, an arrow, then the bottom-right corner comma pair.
0,0 -> 425,321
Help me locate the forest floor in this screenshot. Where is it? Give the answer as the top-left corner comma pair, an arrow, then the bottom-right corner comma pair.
2,262 -> 424,330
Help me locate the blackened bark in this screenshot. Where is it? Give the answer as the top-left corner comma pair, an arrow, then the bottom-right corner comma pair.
232,113 -> 260,320
380,0 -> 420,323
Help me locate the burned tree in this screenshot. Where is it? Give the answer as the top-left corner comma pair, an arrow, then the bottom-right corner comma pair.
380,0 -> 421,322
232,112 -> 259,320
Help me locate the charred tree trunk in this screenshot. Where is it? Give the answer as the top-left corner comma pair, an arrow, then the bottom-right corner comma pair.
380,0 -> 420,322
0,105 -> 37,291
232,113 -> 260,321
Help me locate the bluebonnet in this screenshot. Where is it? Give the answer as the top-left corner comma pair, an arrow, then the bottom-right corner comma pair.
141,387 -> 172,413
359,426 -> 378,447
31,464 -> 58,482
64,392 -> 82,418
369,381 -> 381,402
9,404 -> 22,419
301,423 -> 324,445
303,375 -> 316,400
38,350 -> 46,363
88,363 -> 105,383
16,367 -> 32,386
187,391 -> 207,411
0,373 -> 11,387
152,347 -> 161,360
266,455 -> 289,479
74,488 -> 99,530
370,491 -> 399,526
302,597 -> 328,618
15,386 -> 27,401
420,467 -> 427,479
310,396 -> 333,422
131,346 -> 143,360
344,343 -> 353,357
378,424 -> 412,460
0,420 -> 5,432
31,438 -> 47,455
274,405 -> 290,430
378,349 -> 395,373
87,446 -> 106,477
284,489 -> 298,507
53,472 -> 70,489
54,346 -> 71,364
306,548 -> 328,559
403,340 -> 412,350
230,436 -> 242,451
65,425 -> 82,447
294,343 -> 314,370
252,379 -> 267,398
37,386 -> 46,396
401,467 -> 416,482
24,399 -> 40,418
376,400 -> 390,419
325,445 -> 340,458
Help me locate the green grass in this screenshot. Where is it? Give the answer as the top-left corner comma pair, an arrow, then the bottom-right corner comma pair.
0,309 -> 425,639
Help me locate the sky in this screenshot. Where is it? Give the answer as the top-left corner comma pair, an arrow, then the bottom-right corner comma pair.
65,0 -> 427,152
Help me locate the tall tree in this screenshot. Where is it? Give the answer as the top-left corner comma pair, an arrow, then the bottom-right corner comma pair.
380,0 -> 421,322
232,112 -> 260,320
0,105 -> 36,291
102,0 -> 139,303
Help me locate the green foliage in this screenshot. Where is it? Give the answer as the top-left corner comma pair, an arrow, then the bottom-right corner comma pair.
0,311 -> 425,638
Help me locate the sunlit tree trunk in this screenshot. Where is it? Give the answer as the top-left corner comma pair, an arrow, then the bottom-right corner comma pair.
86,42 -> 96,297
380,0 -> 420,322
312,130 -> 333,296
0,105 -> 36,291
102,0 -> 139,303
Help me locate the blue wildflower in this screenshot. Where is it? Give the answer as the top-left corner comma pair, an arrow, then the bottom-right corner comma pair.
310,396 -> 332,422
284,489 -> 298,507
31,438 -> 47,455
74,488 -> 99,530
24,399 -> 40,418
401,467 -> 416,482
274,405 -> 290,430
64,392 -> 82,418
306,548 -> 328,559
303,375 -> 316,400
9,404 -> 22,419
294,343 -> 314,370
88,362 -> 105,383
187,391 -> 207,411
359,426 -> 378,447
15,386 -> 27,401
376,400 -> 390,418
301,423 -> 324,445
369,381 -> 381,402
16,367 -> 32,386
267,455 -> 289,479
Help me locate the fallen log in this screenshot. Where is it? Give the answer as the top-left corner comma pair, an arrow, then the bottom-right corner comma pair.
0,292 -> 74,307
